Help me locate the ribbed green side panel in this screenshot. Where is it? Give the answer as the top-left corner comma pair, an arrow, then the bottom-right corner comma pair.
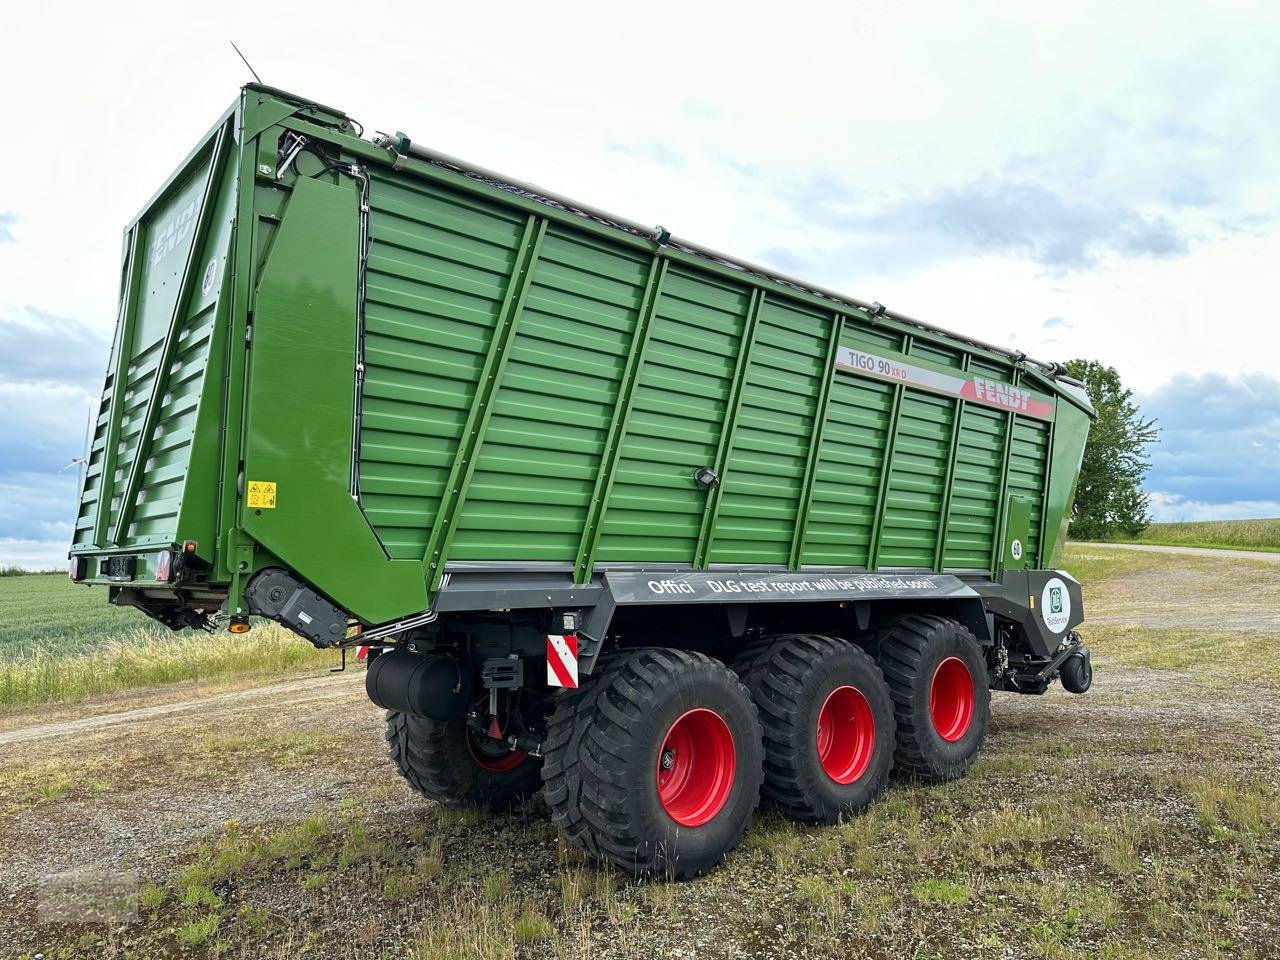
800,376 -> 895,566
711,301 -> 832,564
1008,416 -> 1050,561
596,268 -> 751,562
969,356 -> 1014,385
75,137 -> 233,548
843,324 -> 904,354
120,311 -> 218,540
449,226 -> 650,560
344,142 -> 1064,577
943,405 -> 1005,569
879,391 -> 955,568
910,340 -> 963,369
74,384 -> 111,544
359,173 -> 527,559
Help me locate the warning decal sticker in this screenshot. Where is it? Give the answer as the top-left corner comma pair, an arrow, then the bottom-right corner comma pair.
547,633 -> 579,688
246,481 -> 277,509
835,346 -> 1055,419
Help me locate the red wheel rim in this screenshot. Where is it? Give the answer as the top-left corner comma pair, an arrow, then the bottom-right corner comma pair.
930,656 -> 975,742
466,729 -> 527,772
656,708 -> 736,827
816,685 -> 876,784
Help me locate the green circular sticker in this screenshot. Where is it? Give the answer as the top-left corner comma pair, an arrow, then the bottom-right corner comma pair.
1042,577 -> 1071,634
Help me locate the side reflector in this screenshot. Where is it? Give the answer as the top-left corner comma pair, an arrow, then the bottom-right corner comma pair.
546,633 -> 579,689
229,620 -> 251,635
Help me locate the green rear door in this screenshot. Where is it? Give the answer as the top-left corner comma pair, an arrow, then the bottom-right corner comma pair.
72,111 -> 238,575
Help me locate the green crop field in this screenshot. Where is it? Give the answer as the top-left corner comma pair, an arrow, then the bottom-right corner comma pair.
0,572 -> 164,658
0,573 -> 332,708
1115,517 -> 1280,552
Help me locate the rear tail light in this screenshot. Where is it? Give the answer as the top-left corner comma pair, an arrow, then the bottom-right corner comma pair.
68,556 -> 86,581
155,550 -> 173,582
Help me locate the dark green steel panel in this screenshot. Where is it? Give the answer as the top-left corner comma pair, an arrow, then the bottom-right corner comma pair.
111,121 -> 231,545
598,269 -> 753,564
790,314 -> 844,570
359,170 -> 530,559
710,299 -> 831,565
878,390 -> 955,568
800,374 -> 895,567
1041,400 -> 1091,566
573,258 -> 669,581
449,225 -> 650,562
909,339 -> 963,369
943,404 -> 1005,569
1007,417 -> 1050,563
75,119 -> 237,559
693,289 -> 764,567
241,175 -> 427,622
77,226 -> 143,549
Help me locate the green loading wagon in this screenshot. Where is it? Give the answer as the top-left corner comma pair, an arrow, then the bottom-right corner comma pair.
70,85 -> 1095,877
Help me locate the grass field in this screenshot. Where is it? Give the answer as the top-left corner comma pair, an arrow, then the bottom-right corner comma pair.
1111,517 -> 1280,552
0,574 -> 332,709
0,573 -> 164,658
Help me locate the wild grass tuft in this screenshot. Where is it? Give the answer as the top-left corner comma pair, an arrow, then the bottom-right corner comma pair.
0,622 -> 332,709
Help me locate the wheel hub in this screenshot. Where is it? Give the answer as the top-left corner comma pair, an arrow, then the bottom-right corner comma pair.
816,684 -> 876,784
929,656 -> 975,742
656,708 -> 736,827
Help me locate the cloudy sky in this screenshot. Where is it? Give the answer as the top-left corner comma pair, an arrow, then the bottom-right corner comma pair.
2,2 -> 1277,567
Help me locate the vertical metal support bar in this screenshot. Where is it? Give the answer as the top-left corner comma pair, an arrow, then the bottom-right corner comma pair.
933,398 -> 965,572
111,123 -> 231,544
989,410 -> 1017,577
218,118 -> 259,590
1035,417 -> 1056,568
694,289 -> 765,568
789,313 -> 844,570
573,257 -> 669,583
92,226 -> 145,547
933,354 -> 970,572
423,216 -> 546,593
866,334 -> 911,571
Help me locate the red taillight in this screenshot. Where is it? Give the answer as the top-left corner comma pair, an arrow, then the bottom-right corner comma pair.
155,550 -> 173,582
68,556 -> 86,581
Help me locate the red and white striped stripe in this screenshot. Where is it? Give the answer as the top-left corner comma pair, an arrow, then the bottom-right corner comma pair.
546,633 -> 579,688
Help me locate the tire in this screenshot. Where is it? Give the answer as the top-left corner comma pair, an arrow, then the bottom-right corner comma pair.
739,634 -> 895,824
542,648 -> 764,879
877,615 -> 990,782
541,655 -> 629,859
1060,646 -> 1093,693
385,710 -> 543,812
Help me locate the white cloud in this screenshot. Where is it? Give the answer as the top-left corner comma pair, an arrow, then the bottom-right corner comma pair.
0,538 -> 68,571
1148,493 -> 1280,523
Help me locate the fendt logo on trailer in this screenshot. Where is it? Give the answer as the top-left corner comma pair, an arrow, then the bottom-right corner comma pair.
835,347 -> 1055,419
